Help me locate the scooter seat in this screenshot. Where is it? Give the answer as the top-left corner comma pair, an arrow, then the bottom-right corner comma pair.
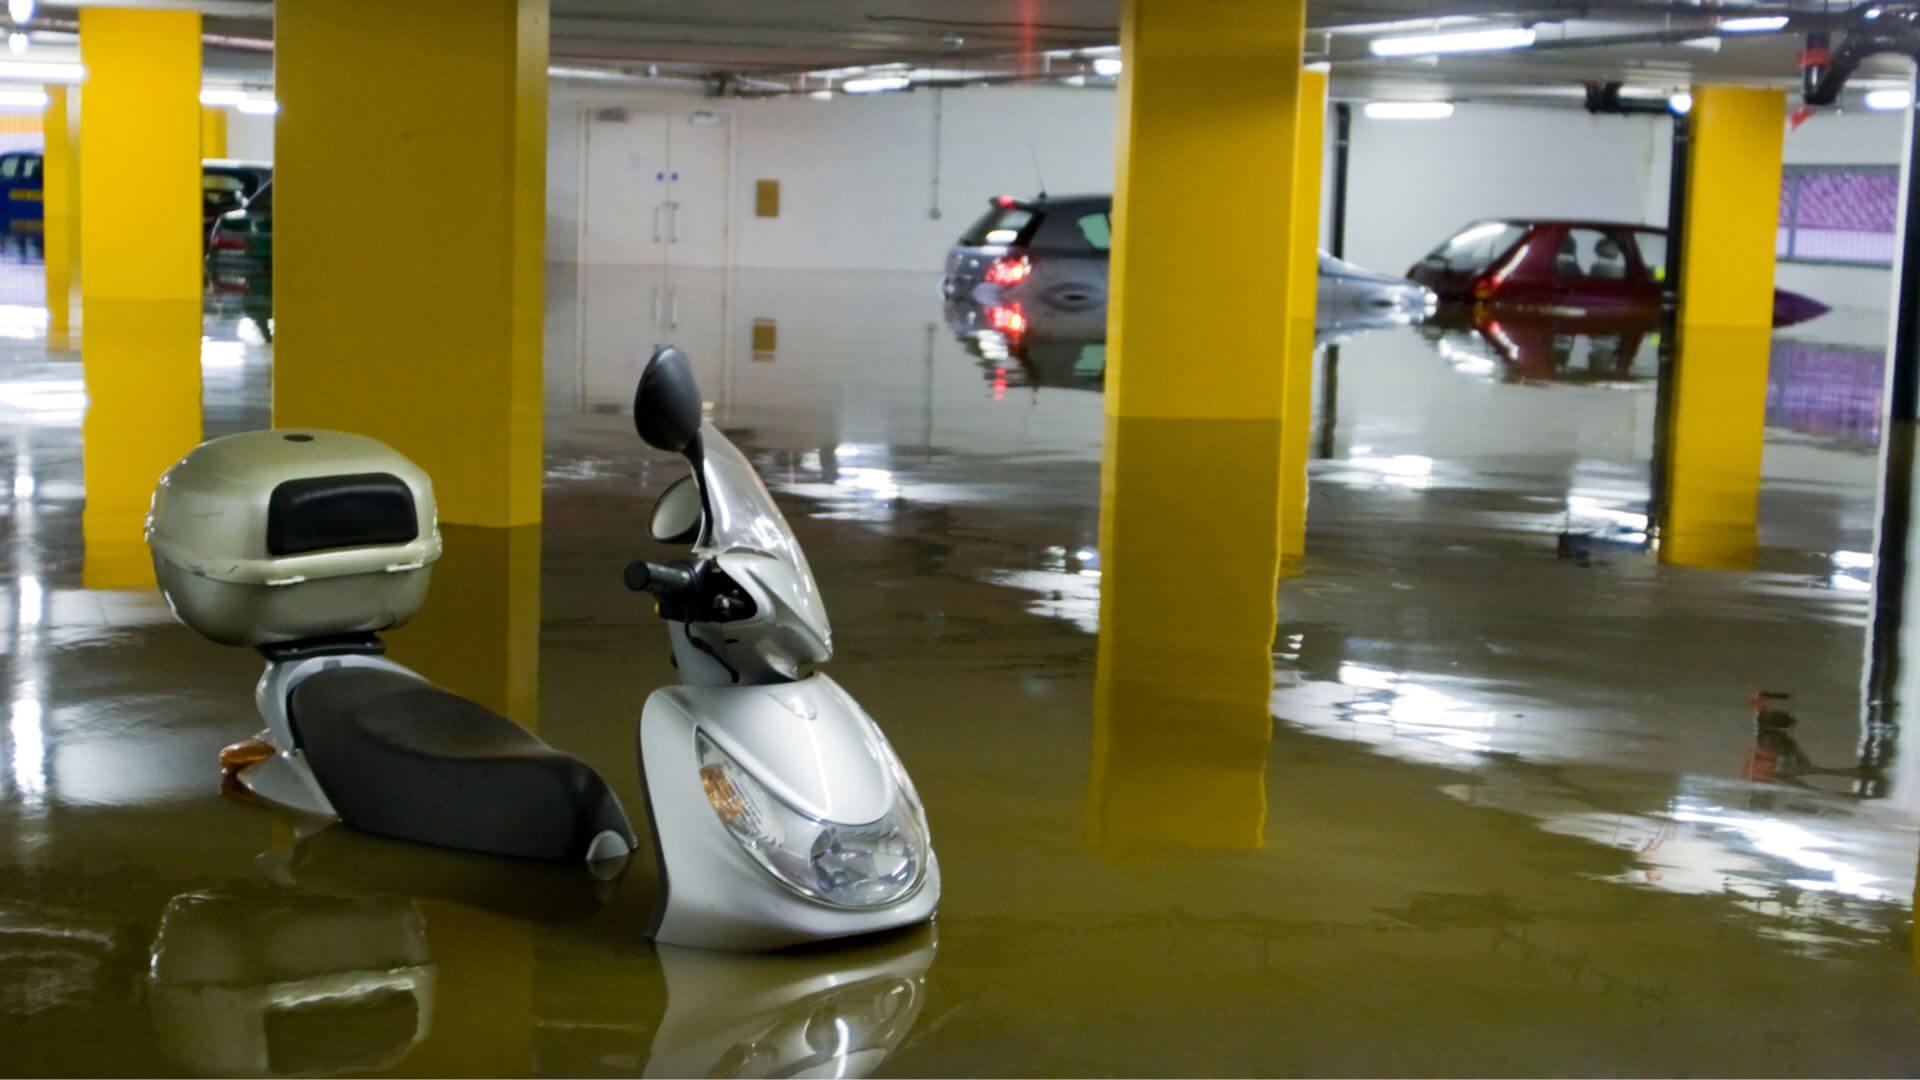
288,667 -> 633,863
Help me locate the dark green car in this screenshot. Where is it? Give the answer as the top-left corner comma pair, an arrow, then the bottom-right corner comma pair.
207,178 -> 271,268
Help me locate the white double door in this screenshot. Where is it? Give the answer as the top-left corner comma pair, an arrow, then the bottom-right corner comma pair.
580,108 -> 730,268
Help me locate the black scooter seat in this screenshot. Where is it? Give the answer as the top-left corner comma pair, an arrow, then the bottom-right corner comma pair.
288,667 -> 633,863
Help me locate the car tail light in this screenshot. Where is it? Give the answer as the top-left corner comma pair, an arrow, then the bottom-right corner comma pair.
210,231 -> 249,252
986,303 -> 1027,337
984,255 -> 1030,287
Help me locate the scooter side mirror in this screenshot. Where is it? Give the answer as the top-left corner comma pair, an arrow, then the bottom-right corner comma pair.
651,475 -> 702,544
635,346 -> 705,458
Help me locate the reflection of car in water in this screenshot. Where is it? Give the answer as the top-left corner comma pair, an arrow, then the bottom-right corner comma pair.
946,279 -> 1425,395
1406,218 -> 1829,327
941,193 -> 1435,324
1418,304 -> 1662,385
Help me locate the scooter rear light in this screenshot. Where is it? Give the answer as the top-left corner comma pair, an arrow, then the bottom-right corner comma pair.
983,255 -> 1030,286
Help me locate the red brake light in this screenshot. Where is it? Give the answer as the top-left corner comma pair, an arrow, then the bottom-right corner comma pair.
984,255 -> 1031,287
994,194 -> 1016,208
986,303 -> 1027,337
210,231 -> 248,252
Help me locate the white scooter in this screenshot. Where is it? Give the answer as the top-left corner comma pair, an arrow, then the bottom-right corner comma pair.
144,345 -> 937,950
626,346 -> 940,948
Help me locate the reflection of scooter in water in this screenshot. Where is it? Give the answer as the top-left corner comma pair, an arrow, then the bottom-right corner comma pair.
147,886 -> 435,1078
646,927 -> 936,1079
1744,691 -> 1893,799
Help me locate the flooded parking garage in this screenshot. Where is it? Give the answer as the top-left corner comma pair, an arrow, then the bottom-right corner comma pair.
11,0 -> 1920,1074
4,253 -> 1920,1074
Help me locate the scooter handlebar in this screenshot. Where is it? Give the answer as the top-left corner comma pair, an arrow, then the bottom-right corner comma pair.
625,559 -> 697,599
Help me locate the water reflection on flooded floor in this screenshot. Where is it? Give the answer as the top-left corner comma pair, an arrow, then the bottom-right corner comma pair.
2,257 -> 1919,1074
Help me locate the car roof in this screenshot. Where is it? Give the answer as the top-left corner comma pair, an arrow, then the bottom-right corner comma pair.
1475,217 -> 1663,232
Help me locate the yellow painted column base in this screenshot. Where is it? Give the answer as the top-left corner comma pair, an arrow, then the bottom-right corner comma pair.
386,523 -> 542,727
81,299 -> 202,590
1089,416 -> 1279,851
1659,327 -> 1770,570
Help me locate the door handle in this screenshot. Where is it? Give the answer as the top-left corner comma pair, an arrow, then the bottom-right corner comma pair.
670,287 -> 680,328
651,286 -> 662,325
668,202 -> 680,243
652,204 -> 664,243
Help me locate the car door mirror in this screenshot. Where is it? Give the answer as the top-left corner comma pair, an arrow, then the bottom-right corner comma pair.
650,475 -> 702,544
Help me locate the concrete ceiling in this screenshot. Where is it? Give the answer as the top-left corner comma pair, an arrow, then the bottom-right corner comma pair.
30,1 -> 1918,104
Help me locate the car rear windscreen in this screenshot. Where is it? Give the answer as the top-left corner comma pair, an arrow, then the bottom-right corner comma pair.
959,205 -> 1040,247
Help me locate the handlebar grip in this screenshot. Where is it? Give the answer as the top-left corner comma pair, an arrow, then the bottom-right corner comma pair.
625,559 -> 697,597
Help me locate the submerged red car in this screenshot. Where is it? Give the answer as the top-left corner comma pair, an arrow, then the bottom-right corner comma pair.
1407,219 -> 1829,328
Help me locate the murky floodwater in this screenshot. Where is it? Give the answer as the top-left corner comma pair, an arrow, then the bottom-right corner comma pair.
1,254 -> 1917,1075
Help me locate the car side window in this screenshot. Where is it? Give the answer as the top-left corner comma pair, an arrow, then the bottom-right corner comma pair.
1633,230 -> 1669,283
0,156 -> 19,180
1553,228 -> 1630,280
1076,212 -> 1112,251
20,157 -> 38,182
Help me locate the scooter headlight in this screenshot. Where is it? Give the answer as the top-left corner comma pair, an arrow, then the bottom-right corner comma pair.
695,730 -> 928,909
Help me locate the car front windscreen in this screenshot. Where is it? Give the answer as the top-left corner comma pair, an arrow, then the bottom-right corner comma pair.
1421,221 -> 1526,273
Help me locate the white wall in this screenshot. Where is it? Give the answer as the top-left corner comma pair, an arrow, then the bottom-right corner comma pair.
547,84 -> 1911,317
1340,104 -> 1663,276
549,82 -> 1119,271
1775,109 -> 1904,315
224,111 -> 274,162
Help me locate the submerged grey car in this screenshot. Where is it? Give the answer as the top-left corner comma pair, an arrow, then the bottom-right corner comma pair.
942,193 -> 1435,325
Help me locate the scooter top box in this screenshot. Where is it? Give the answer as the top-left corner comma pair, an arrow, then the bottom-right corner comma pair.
146,429 -> 441,647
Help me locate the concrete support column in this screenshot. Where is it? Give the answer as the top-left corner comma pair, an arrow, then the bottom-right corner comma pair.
275,0 -> 549,529
41,83 -> 75,351
200,105 -> 227,158
77,9 -> 203,589
1088,0 -> 1309,850
1660,84 -> 1785,569
1280,67 -> 1327,558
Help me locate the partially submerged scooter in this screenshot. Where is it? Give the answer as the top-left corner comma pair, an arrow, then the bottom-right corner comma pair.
625,346 -> 939,948
144,345 -> 938,950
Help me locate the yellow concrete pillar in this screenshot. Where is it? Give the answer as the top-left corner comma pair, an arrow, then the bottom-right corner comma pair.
1661,85 -> 1785,569
41,83 -> 76,352
275,0 -> 548,528
386,523 -> 542,726
77,9 -> 203,590
199,105 -> 227,159
1280,67 -> 1327,559
1089,0 -> 1308,850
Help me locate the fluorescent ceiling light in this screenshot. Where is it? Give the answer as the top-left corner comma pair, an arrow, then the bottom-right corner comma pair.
547,65 -> 641,82
6,0 -> 29,24
1091,57 -> 1122,77
0,59 -> 78,83
1681,36 -> 1722,50
1369,26 -> 1535,58
199,87 -> 248,107
1864,87 -> 1911,110
1718,15 -> 1788,32
1364,100 -> 1455,119
0,88 -> 42,108
842,74 -> 910,93
1668,91 -> 1692,114
236,98 -> 277,115
5,32 -> 22,56
807,89 -> 833,101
